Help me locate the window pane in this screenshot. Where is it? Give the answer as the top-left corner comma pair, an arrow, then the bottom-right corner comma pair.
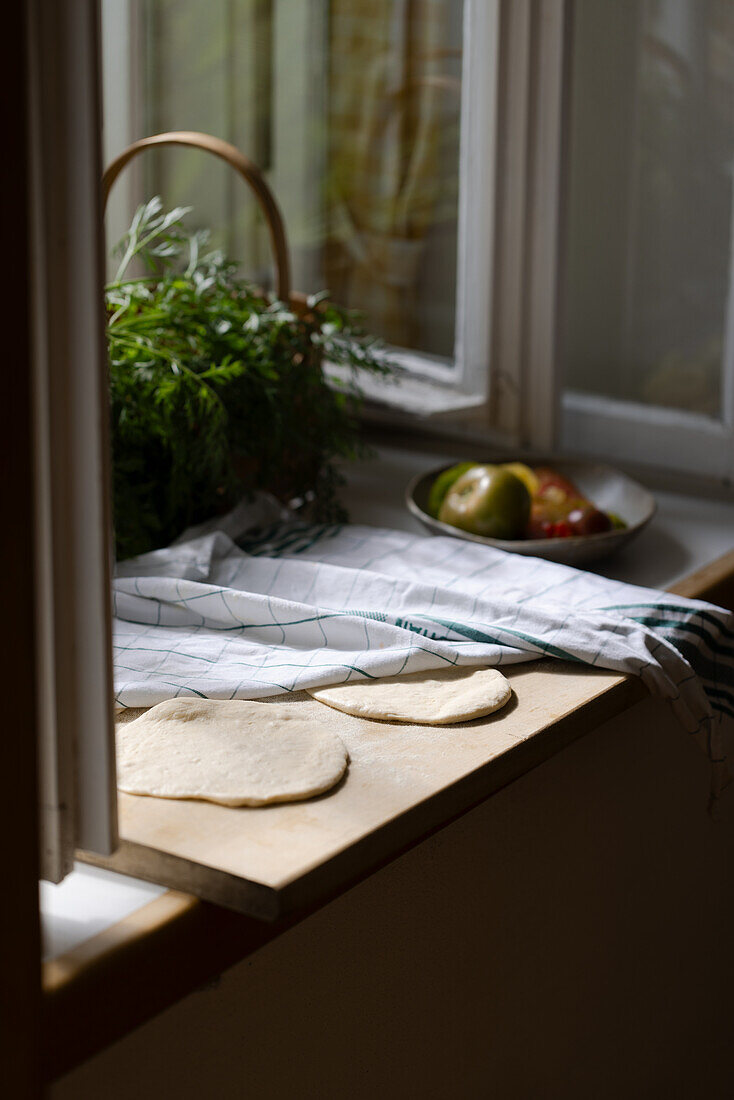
108,0 -> 463,360
563,0 -> 734,417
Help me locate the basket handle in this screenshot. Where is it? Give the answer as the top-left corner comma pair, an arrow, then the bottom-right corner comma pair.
102,131 -> 291,302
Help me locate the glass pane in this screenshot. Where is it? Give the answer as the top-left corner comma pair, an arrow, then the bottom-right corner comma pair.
106,0 -> 463,360
563,0 -> 734,417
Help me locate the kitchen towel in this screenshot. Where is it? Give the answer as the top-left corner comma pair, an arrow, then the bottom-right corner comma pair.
113,500 -> 734,788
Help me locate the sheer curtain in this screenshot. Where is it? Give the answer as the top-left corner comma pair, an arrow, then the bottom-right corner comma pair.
106,0 -> 463,360
324,0 -> 461,351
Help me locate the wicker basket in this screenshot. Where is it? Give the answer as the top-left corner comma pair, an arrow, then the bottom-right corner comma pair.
103,129 -> 294,303
103,130 -> 331,539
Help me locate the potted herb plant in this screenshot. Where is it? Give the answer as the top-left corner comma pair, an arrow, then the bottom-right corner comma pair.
106,196 -> 392,560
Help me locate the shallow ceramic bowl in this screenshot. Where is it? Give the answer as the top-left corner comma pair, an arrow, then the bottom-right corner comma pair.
405,458 -> 656,566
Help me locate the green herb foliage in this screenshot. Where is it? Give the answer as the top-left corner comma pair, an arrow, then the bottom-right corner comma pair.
106,199 -> 393,559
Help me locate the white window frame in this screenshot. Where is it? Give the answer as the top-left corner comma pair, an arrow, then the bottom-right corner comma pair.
393,0 -> 500,403
560,3 -> 734,483
101,1 -> 508,418
562,202 -> 734,480
30,0 -> 117,882
101,0 -> 734,478
351,0 -> 734,478
328,0 -> 571,437
234,0 -> 502,416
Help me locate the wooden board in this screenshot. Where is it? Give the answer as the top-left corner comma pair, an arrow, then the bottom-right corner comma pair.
80,660 -> 644,919
50,553 -> 733,1079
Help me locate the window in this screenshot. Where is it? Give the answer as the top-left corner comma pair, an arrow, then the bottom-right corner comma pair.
31,0 -> 734,883
105,0 -> 734,476
102,0 -> 499,414
561,0 -> 734,481
142,0 -> 464,360
28,0 -> 117,882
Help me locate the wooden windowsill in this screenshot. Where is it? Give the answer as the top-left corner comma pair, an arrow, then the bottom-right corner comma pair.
41,442 -> 734,1082
47,674 -> 647,1082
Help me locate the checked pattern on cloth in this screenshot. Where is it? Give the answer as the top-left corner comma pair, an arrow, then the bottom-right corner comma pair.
113,516 -> 734,793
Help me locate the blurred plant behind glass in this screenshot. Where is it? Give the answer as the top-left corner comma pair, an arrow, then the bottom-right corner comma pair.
106,0 -> 464,362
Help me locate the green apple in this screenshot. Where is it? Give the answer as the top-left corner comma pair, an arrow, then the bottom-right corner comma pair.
427,462 -> 475,518
438,465 -> 531,540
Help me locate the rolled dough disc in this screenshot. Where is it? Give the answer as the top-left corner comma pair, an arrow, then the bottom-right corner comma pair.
307,666 -> 512,725
116,698 -> 348,806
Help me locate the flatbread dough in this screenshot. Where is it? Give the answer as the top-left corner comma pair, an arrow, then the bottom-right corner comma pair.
116,698 -> 348,806
307,666 -> 511,725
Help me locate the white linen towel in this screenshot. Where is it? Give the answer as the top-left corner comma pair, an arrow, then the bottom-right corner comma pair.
113,504 -> 734,788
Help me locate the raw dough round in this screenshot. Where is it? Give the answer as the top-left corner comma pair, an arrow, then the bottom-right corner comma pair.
116,698 -> 348,806
307,666 -> 511,725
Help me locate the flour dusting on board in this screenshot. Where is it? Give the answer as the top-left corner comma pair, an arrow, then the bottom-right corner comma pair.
257,691 -> 511,790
